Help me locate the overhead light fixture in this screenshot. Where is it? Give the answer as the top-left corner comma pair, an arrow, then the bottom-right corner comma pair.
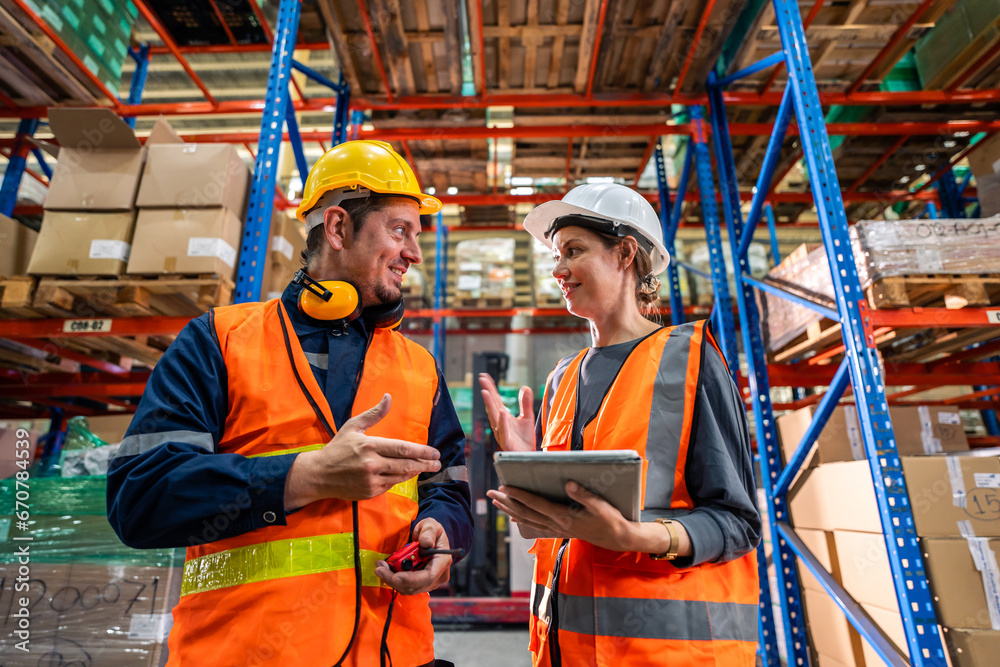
511,187 -> 534,196
426,187 -> 436,195
510,177 -> 534,186
584,176 -> 615,184
447,186 -> 458,195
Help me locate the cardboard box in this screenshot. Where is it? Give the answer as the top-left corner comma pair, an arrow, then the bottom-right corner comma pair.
27,210 -> 136,276
0,428 -> 41,479
778,405 -> 863,469
902,453 -> 1000,538
43,108 -> 146,211
804,587 -> 866,666
789,460 -> 882,533
834,530 -> 900,613
923,537 -> 1000,629
946,628 -> 1000,667
968,132 -> 1000,179
127,208 -> 242,277
0,563 -> 179,666
977,174 -> 1000,218
268,212 -> 306,273
136,143 -> 250,216
260,260 -> 297,301
257,213 -> 306,300
0,214 -> 38,277
796,528 -> 843,593
891,406 -> 968,455
84,414 -> 134,445
779,405 -> 968,470
859,603 -> 909,667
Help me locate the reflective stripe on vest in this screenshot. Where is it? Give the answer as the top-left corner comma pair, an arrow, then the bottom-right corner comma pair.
167,299 -> 440,667
532,321 -> 759,665
530,582 -> 758,643
248,445 -> 419,503
181,533 -> 386,597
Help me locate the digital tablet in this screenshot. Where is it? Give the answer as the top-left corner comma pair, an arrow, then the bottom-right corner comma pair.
493,450 -> 643,522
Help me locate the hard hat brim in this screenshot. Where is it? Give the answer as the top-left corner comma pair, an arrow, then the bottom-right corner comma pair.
523,200 -> 670,274
296,188 -> 442,226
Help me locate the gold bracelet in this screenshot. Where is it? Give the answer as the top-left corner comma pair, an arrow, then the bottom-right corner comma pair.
649,518 -> 679,561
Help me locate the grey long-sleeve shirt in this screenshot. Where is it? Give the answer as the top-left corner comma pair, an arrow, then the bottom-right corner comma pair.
535,327 -> 762,568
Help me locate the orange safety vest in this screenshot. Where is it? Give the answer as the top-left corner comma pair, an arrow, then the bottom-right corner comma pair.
167,299 -> 439,667
530,321 -> 759,667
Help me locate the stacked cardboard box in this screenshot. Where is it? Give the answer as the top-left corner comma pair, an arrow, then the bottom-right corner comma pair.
26,108 -> 251,281
903,454 -> 1000,665
780,404 -> 975,666
129,129 -> 250,279
259,212 -> 306,300
454,237 -> 516,302
28,109 -> 150,276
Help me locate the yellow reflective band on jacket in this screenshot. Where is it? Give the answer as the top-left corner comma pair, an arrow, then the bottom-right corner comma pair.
248,446 -> 419,502
180,533 -> 387,597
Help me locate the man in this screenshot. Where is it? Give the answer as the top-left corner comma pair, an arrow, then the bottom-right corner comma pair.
108,140 -> 472,667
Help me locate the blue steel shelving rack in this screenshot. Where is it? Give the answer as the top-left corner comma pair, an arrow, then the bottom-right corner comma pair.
688,0 -> 954,665
232,0 -> 449,366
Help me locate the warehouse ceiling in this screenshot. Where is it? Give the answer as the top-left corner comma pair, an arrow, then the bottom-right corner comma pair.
1,0 -> 998,226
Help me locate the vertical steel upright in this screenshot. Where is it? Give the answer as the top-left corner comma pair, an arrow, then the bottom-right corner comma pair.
690,108 -> 738,376
432,211 -> 448,368
937,168 -> 967,219
764,204 -> 781,264
332,72 -> 351,145
653,140 -> 685,325
772,0 -> 946,659
123,44 -> 151,129
697,0 -> 950,664
705,78 -> 806,667
235,0 -> 302,303
0,118 -> 38,217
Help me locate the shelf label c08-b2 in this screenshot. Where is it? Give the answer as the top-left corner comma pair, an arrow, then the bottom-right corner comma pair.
63,318 -> 113,333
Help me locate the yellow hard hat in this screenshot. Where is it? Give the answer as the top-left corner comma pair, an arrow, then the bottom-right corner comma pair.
295,140 -> 441,227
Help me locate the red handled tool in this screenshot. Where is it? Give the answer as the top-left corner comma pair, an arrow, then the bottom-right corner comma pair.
386,542 -> 464,572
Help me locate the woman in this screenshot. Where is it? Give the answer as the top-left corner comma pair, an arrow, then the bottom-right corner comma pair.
480,183 -> 761,666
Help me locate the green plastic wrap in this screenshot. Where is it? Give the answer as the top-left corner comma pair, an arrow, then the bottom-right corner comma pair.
0,477 -> 183,568
55,416 -> 123,477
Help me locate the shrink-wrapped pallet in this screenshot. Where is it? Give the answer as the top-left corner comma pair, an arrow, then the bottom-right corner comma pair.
761,218 -> 1000,353
0,476 -> 183,666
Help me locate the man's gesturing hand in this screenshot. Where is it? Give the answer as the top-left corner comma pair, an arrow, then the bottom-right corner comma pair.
284,394 -> 440,510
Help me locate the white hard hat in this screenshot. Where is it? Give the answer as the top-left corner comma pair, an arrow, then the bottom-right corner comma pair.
523,183 -> 669,274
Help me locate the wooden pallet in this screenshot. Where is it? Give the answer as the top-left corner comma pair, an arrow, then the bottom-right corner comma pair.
535,295 -> 566,309
0,275 -> 233,374
454,296 -> 515,309
769,317 -> 841,364
0,275 -> 235,320
882,328 -> 1000,365
0,276 -> 37,318
866,274 -> 1000,310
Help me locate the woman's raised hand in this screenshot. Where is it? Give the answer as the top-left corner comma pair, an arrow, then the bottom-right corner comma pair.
478,373 -> 536,452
